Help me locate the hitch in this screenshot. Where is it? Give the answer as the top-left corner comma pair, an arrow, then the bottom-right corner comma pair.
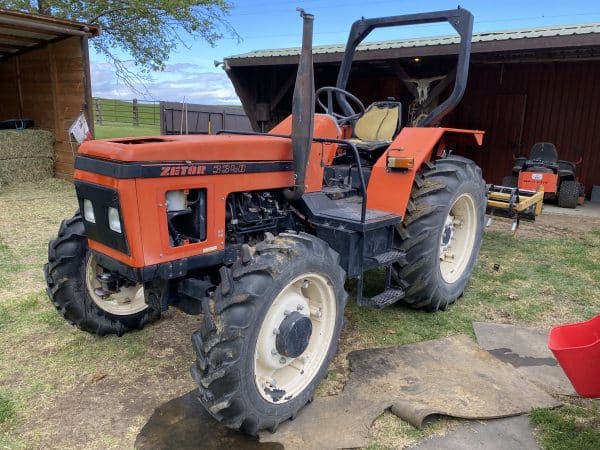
486,185 -> 544,233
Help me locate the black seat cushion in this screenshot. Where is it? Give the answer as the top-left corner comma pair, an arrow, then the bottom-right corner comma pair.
529,142 -> 558,164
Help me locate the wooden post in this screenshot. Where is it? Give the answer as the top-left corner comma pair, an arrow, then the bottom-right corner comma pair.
95,98 -> 103,125
132,98 -> 139,127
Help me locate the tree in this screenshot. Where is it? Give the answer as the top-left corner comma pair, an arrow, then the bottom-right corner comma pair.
4,1 -> 236,91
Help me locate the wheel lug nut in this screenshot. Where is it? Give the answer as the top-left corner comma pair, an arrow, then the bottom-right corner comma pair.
271,348 -> 278,355
279,357 -> 286,364
297,304 -> 304,311
273,328 -> 280,335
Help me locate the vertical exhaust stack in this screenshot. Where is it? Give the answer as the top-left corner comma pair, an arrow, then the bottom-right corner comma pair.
285,8 -> 315,200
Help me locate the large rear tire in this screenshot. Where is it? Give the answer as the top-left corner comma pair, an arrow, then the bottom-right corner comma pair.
44,213 -> 160,336
191,232 -> 347,434
392,156 -> 486,311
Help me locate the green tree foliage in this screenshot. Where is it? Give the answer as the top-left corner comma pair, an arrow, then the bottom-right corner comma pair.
4,1 -> 235,88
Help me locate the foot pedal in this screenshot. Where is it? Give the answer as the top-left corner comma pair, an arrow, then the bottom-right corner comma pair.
362,288 -> 405,309
374,250 -> 404,265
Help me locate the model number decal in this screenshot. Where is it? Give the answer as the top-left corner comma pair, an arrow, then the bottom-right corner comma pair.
212,164 -> 247,174
159,163 -> 248,177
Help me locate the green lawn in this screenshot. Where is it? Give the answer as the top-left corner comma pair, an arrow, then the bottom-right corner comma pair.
94,121 -> 160,139
0,179 -> 599,449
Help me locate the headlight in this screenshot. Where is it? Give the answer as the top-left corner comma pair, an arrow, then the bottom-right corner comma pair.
83,199 -> 95,223
108,207 -> 122,233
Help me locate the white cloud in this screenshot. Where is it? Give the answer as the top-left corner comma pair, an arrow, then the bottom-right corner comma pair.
90,62 -> 241,105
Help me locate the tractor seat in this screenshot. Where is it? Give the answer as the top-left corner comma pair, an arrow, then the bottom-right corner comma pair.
346,101 -> 401,152
529,142 -> 558,164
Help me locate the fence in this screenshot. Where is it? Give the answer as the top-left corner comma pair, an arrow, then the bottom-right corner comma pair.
160,102 -> 252,135
93,98 -> 160,127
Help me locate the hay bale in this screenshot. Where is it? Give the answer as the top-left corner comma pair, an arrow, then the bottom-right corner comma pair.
0,157 -> 54,186
0,129 -> 55,159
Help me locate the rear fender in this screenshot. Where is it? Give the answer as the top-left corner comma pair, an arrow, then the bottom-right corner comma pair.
366,127 -> 484,217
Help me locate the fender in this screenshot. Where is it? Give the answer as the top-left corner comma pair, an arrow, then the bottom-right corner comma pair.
367,127 -> 484,217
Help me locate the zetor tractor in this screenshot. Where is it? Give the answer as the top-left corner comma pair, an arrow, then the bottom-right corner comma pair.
502,142 -> 584,208
45,9 -> 486,433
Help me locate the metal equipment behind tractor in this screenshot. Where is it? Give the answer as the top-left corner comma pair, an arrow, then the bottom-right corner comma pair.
46,8 -> 497,434
502,142 -> 584,208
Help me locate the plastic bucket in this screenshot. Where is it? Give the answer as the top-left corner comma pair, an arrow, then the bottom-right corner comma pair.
548,314 -> 600,398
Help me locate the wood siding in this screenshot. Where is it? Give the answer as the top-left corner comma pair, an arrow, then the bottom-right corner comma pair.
0,36 -> 89,180
448,61 -> 600,193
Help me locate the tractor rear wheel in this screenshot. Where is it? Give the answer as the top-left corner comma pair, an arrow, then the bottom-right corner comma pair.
191,232 -> 347,434
392,156 -> 486,311
44,212 -> 160,336
557,180 -> 579,208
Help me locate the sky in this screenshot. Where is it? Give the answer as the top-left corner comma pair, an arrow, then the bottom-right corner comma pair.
89,0 -> 600,104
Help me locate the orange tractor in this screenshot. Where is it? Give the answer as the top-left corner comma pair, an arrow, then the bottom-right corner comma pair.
46,8 -> 488,433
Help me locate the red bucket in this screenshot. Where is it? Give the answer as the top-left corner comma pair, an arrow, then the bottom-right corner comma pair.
548,314 -> 600,398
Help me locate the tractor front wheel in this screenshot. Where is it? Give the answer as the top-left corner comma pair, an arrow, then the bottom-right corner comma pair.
44,213 -> 160,336
191,232 -> 347,434
393,156 -> 486,311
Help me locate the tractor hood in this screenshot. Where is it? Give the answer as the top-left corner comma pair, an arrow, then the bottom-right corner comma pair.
77,134 -> 294,163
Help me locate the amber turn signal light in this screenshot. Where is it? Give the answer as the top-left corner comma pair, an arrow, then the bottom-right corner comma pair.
387,156 -> 415,170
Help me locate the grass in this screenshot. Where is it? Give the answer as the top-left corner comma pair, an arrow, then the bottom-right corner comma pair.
93,97 -> 160,139
0,179 -> 599,449
94,121 -> 160,139
531,401 -> 600,450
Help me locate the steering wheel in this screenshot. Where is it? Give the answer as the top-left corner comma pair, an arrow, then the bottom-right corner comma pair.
315,86 -> 365,125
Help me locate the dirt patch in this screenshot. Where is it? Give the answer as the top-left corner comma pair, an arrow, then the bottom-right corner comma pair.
17,310 -> 202,450
488,211 -> 600,239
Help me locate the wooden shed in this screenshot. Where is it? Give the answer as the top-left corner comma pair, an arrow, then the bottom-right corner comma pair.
224,23 -> 600,194
0,9 -> 98,180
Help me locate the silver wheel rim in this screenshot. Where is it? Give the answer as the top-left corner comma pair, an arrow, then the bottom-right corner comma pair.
254,273 -> 337,404
439,193 -> 478,284
85,254 -> 147,316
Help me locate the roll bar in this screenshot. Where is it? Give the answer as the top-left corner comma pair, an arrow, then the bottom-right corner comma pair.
335,8 -> 474,127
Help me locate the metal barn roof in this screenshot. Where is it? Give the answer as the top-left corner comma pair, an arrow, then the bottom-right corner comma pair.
226,22 -> 600,65
0,9 -> 100,61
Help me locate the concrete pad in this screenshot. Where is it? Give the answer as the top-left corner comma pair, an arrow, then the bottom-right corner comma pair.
474,322 -> 575,395
408,415 -> 539,450
543,201 -> 600,219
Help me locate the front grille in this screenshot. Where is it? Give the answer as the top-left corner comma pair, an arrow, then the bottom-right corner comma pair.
74,181 -> 129,255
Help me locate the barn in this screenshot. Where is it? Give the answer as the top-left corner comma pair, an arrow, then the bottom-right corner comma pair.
224,22 -> 600,195
0,9 -> 98,182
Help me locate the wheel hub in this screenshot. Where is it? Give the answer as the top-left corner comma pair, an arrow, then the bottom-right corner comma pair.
438,193 -> 477,284
276,311 -> 313,358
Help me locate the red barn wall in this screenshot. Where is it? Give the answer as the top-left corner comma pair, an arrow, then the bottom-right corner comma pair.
449,61 -> 600,193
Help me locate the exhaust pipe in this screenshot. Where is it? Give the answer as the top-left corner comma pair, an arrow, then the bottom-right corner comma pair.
284,8 -> 315,200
